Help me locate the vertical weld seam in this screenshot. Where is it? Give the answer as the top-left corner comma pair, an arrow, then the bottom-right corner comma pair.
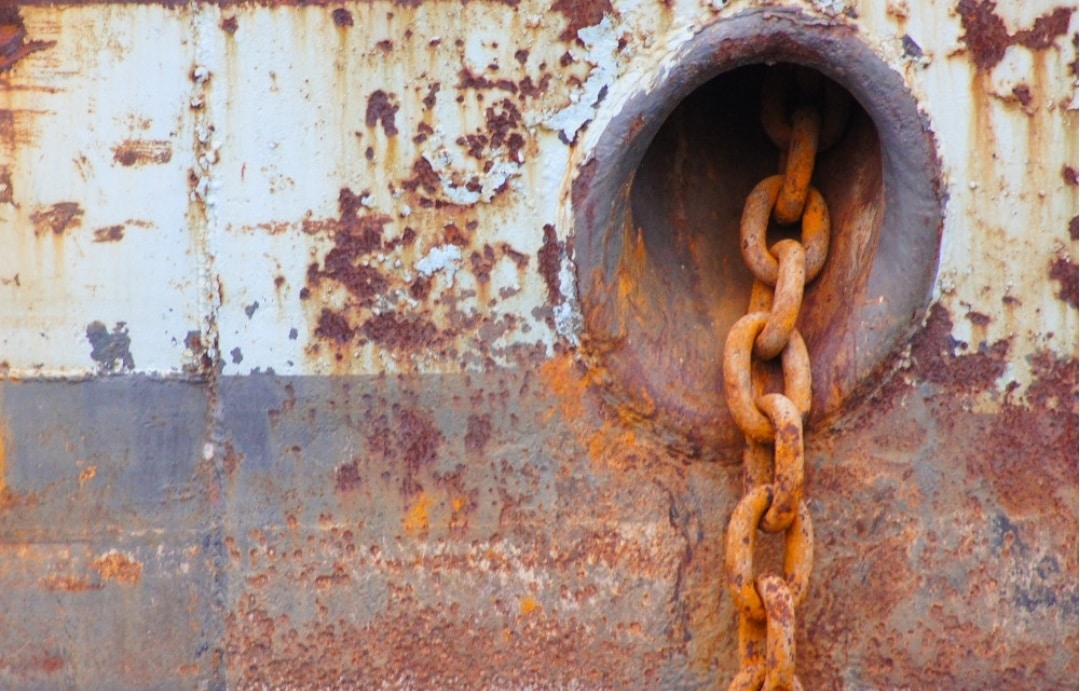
189,3 -> 227,689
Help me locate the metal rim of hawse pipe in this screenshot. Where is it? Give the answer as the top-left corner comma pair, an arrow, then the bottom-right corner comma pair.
571,7 -> 944,460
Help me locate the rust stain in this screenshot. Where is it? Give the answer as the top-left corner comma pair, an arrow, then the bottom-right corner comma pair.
39,574 -> 104,592
0,8 -> 55,73
92,225 -> 125,243
359,312 -> 445,350
1049,255 -> 1078,307
0,168 -> 12,204
90,551 -> 143,585
551,0 -> 614,43
334,458 -> 362,492
112,139 -> 173,167
956,0 -> 1075,70
30,202 -> 83,236
908,303 -> 1011,390
366,90 -> 399,137
78,464 -> 96,487
1062,165 -> 1078,187
537,223 -> 563,306
332,7 -> 353,27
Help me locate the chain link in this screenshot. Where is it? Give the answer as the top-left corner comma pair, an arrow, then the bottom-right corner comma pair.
722,66 -> 847,689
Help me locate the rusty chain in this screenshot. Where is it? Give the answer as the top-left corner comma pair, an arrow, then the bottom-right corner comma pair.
721,66 -> 848,690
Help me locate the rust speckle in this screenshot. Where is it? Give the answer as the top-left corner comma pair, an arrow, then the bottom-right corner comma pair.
1049,255 -> 1078,307
464,413 -> 492,455
367,406 -> 443,496
957,0 -> 1075,70
965,311 -> 992,327
538,223 -> 563,305
112,139 -> 172,167
92,225 -> 124,243
335,459 -> 362,492
30,202 -> 83,236
90,551 -> 142,585
962,351 -> 1078,516
332,8 -> 354,27
551,0 -> 614,43
365,90 -> 398,137
0,8 -> 55,72
1062,165 -> 1078,187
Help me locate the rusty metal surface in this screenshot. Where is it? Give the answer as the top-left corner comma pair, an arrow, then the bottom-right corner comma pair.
0,0 -> 1077,688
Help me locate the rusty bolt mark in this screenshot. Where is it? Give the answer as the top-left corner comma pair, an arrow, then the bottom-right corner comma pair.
90,551 -> 143,585
1062,165 -> 1078,187
366,90 -> 399,137
956,0 -> 1075,71
220,15 -> 238,34
0,8 -> 56,73
30,202 -> 83,236
112,140 -> 173,167
86,321 -> 135,373
332,8 -> 354,27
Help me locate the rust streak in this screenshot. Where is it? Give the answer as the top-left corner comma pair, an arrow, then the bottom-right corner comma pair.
0,8 -> 55,73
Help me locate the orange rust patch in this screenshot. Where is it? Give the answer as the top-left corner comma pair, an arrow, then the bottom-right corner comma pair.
519,594 -> 541,615
538,353 -> 649,469
90,551 -> 143,585
403,492 -> 435,534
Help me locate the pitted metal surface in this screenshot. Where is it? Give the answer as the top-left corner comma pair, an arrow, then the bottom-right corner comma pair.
0,0 -> 1076,688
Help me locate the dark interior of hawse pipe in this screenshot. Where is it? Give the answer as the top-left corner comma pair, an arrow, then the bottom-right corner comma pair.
607,63 -> 886,456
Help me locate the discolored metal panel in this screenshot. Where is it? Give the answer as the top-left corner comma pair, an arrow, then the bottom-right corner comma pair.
0,0 -> 1076,688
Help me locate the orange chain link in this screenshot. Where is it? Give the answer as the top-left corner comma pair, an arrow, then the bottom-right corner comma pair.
722,66 -> 848,690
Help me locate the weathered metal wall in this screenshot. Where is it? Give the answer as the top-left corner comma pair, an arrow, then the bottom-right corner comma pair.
0,0 -> 1076,688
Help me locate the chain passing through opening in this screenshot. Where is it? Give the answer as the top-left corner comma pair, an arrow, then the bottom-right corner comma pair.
721,65 -> 849,690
